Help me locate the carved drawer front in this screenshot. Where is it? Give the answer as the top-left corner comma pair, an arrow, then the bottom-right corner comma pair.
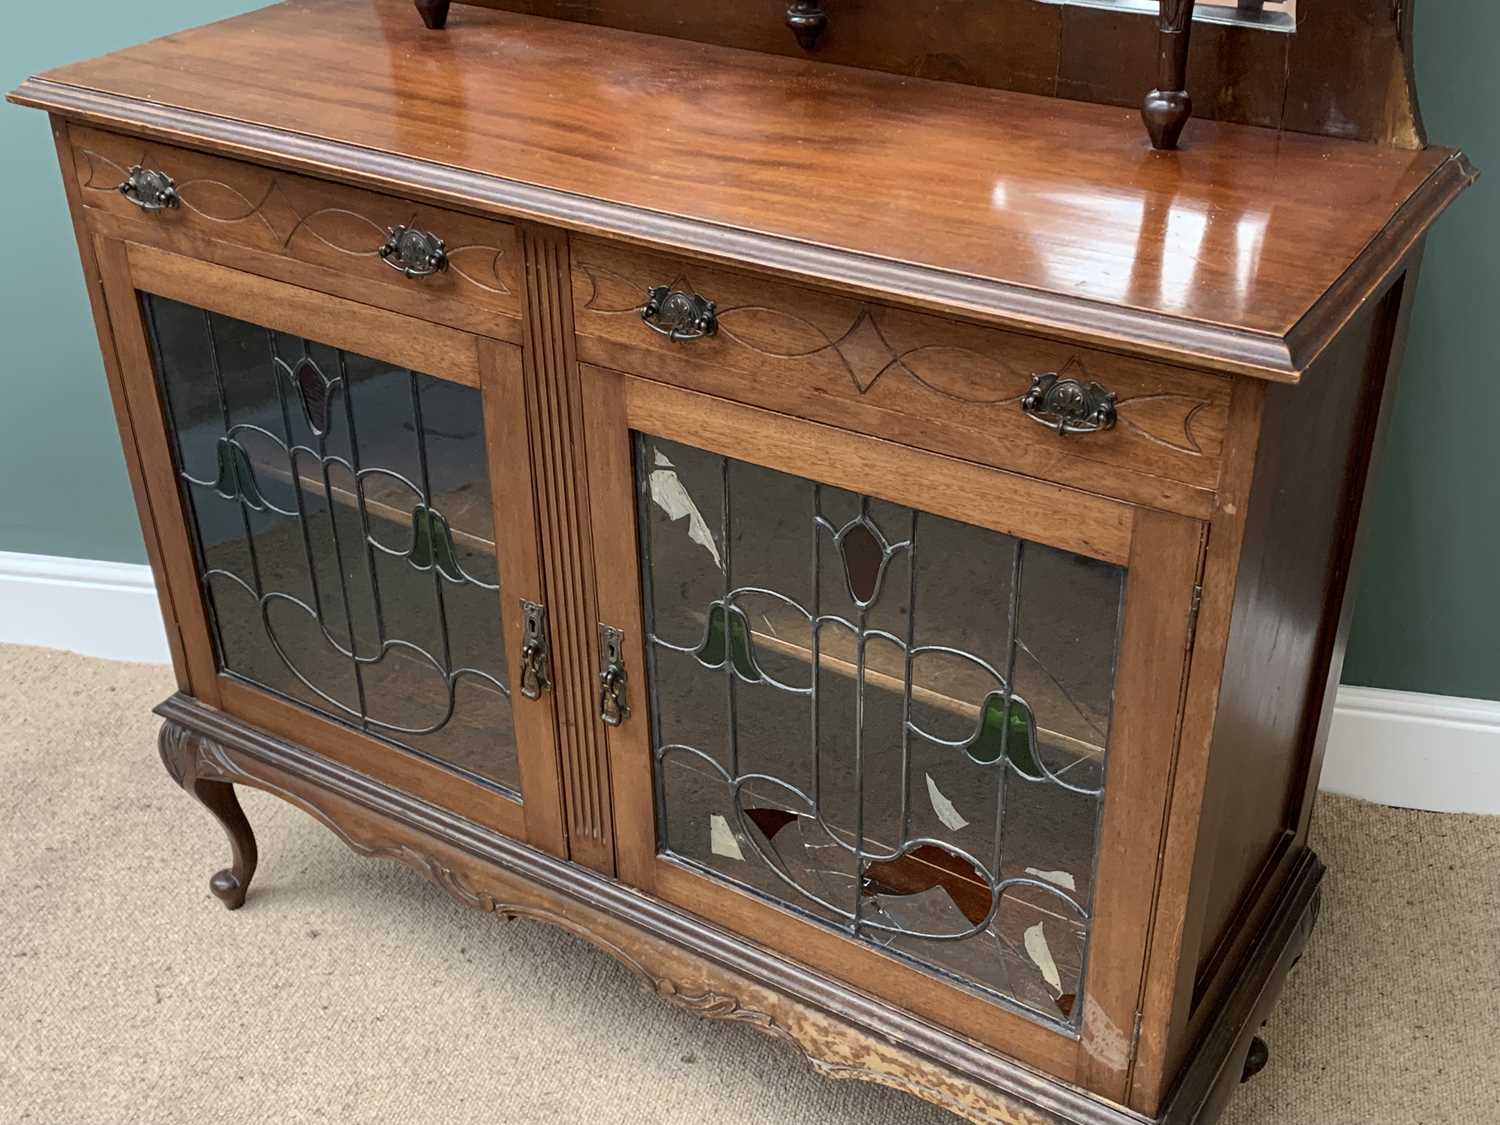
67,125 -> 522,341
571,237 -> 1232,515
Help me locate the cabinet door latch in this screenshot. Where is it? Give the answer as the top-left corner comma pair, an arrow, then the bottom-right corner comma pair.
519,599 -> 551,699
598,623 -> 630,727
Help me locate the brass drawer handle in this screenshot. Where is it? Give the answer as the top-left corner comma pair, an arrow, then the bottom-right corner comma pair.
1020,372 -> 1118,436
378,223 -> 448,278
641,285 -> 717,342
117,165 -> 179,212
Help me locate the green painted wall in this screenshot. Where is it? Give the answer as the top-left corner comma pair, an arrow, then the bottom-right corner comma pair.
1341,4 -> 1499,701
0,3 -> 262,564
1,3 -> 1494,699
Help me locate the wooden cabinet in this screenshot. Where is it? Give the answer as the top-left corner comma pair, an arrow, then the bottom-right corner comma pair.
10,3 -> 1472,1123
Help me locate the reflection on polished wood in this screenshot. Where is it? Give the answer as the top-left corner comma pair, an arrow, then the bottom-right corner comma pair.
433,0 -> 1412,149
11,0 -> 1469,378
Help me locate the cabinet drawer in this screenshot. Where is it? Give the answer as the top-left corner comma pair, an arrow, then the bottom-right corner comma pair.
571,237 -> 1232,515
67,125 -> 522,341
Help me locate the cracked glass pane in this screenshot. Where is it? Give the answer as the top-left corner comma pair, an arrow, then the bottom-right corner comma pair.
637,434 -> 1124,1027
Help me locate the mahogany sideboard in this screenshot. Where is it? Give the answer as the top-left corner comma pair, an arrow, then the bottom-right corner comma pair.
10,1 -> 1474,1122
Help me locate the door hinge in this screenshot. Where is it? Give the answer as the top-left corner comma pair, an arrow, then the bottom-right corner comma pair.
1185,584 -> 1203,657
1127,1008 -> 1145,1085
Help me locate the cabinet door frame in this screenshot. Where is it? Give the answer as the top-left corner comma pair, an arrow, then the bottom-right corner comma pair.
96,235 -> 567,857
581,363 -> 1204,1096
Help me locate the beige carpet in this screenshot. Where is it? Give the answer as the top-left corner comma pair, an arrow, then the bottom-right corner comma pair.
1,643 -> 1495,1125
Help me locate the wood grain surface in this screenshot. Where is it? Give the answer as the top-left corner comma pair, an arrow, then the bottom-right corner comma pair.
452,0 -> 1425,148
9,0 -> 1474,380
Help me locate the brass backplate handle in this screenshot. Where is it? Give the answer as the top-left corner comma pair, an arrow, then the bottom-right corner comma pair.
118,165 -> 180,212
641,285 -> 717,342
598,623 -> 630,727
519,599 -> 551,700
378,223 -> 449,279
1020,372 -> 1118,437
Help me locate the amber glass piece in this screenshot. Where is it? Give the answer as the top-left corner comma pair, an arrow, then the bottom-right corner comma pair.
862,844 -> 991,927
839,520 -> 886,605
745,806 -> 799,841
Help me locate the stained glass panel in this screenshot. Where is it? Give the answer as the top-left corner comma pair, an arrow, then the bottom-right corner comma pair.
145,294 -> 521,795
637,434 -> 1125,1027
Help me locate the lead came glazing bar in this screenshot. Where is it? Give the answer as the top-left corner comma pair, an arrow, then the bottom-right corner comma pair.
722,455 -> 738,777
850,493 -> 868,938
810,481 -> 823,816
898,508 -> 917,850
636,437 -> 671,851
201,308 -> 264,597
993,539 -> 1025,878
336,347 -> 390,658
296,340 -> 371,729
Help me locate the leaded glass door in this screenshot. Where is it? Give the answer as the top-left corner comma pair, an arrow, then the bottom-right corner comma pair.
582,365 -> 1204,1086
101,241 -> 566,855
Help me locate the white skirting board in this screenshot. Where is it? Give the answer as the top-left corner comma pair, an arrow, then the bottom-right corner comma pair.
0,551 -> 171,665
1,550 -> 1496,815
1317,687 -> 1500,815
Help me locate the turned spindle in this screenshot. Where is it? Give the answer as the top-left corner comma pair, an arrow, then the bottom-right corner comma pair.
785,2 -> 829,51
414,0 -> 450,30
1142,0 -> 1197,150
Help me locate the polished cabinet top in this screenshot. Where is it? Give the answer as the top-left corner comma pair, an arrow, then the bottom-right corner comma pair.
12,0 -> 1473,378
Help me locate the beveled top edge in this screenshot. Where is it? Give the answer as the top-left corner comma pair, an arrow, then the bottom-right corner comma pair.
10,76 -> 1473,383
1283,149 -> 1477,374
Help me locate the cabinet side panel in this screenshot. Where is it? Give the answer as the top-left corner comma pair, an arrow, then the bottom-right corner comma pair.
1187,277 -> 1407,999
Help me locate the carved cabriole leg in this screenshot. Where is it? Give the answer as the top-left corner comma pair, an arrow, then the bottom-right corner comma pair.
414,0 -> 450,30
158,719 -> 259,909
1142,0 -> 1196,150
